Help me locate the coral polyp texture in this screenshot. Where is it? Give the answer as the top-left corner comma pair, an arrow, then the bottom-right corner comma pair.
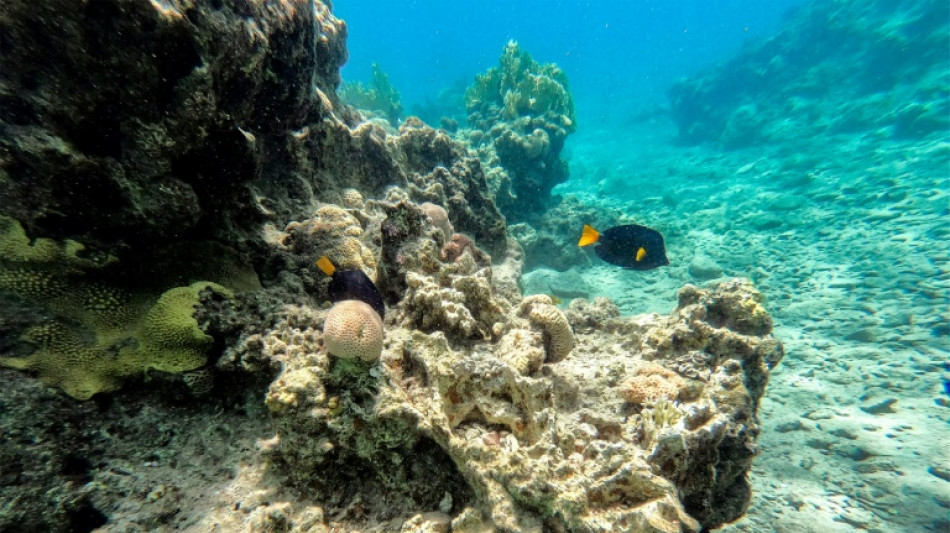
322,300 -> 384,362
520,294 -> 574,362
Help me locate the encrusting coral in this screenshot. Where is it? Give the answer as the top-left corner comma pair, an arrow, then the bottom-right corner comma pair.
0,279 -> 231,400
322,300 -> 384,363
0,216 -> 240,399
621,361 -> 695,405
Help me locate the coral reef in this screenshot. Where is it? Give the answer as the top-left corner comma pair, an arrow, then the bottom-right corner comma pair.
394,118 -> 508,254
0,0 -> 785,531
463,41 -> 577,218
260,277 -> 781,531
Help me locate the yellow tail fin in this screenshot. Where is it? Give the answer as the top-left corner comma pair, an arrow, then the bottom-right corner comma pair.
316,256 -> 336,276
578,225 -> 600,247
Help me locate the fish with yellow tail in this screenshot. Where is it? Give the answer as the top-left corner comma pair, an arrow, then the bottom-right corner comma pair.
315,256 -> 386,319
578,224 -> 669,271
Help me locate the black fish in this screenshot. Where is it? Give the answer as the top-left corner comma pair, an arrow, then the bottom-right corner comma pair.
578,224 -> 669,271
316,256 -> 385,319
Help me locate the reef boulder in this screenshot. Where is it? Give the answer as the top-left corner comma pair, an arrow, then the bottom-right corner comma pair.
264,276 -> 783,531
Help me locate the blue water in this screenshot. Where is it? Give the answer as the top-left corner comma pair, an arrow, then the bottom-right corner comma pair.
336,0 -> 803,123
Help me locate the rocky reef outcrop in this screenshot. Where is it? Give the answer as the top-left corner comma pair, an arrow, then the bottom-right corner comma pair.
262,270 -> 782,531
0,1 -> 783,531
668,0 -> 949,149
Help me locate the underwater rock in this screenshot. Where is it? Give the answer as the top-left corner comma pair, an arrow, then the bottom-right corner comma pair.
0,0 -> 346,255
281,204 -> 380,298
688,254 -> 723,280
264,277 -> 782,531
394,118 -> 508,254
512,196 -> 623,271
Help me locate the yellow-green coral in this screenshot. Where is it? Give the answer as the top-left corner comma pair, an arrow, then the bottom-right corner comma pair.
137,281 -> 232,372
0,214 -> 114,268
0,216 -> 238,399
0,281 -> 231,400
1,322 -> 120,401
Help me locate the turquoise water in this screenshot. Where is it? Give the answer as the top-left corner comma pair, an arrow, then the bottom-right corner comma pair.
339,1 -> 949,531
337,0 -> 803,123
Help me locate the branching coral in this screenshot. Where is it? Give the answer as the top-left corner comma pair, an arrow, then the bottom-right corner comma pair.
465,41 -> 575,127
463,42 -> 576,217
338,63 -> 403,125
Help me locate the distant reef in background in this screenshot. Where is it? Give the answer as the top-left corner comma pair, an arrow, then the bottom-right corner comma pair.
669,0 -> 949,149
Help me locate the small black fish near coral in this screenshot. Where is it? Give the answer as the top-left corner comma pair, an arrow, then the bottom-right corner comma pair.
316,256 -> 385,319
578,224 -> 669,271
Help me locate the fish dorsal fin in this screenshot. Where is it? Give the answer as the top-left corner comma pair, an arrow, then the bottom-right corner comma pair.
316,256 -> 336,276
578,225 -> 600,247
636,247 -> 647,261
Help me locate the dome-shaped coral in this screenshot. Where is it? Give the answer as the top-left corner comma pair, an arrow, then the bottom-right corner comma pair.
323,300 -> 384,362
419,202 -> 454,238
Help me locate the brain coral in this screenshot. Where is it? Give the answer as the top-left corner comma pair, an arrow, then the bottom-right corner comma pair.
419,202 -> 454,238
323,300 -> 384,363
520,295 -> 573,363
